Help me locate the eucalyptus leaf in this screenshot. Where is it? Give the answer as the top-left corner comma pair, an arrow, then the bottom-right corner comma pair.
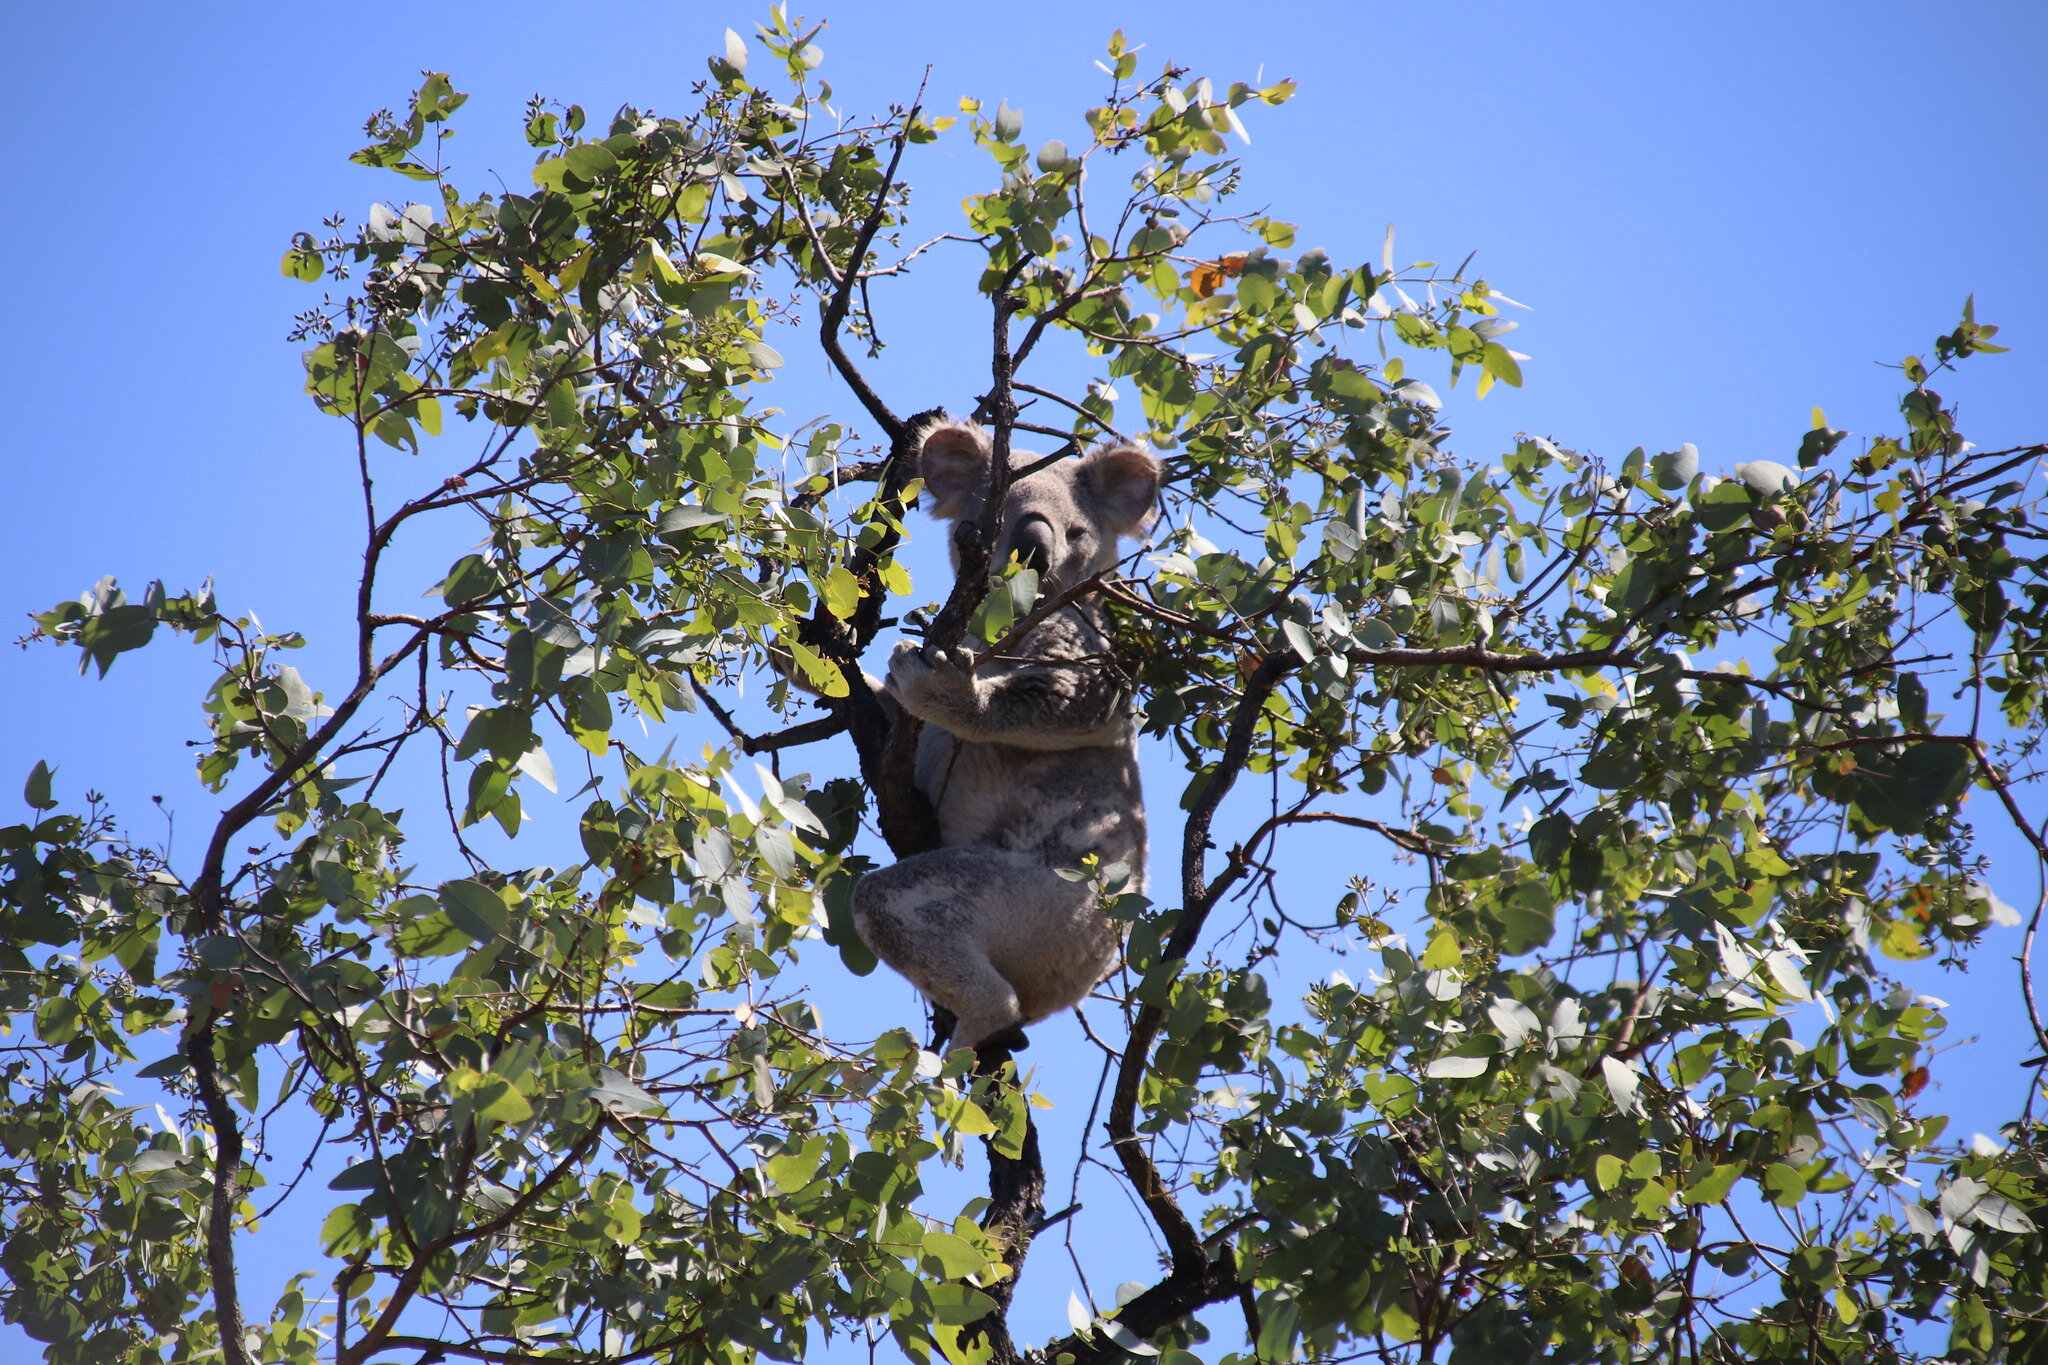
439,879 -> 509,944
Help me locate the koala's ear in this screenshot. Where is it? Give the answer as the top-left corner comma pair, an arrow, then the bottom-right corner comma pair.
917,420 -> 992,520
1080,442 -> 1162,534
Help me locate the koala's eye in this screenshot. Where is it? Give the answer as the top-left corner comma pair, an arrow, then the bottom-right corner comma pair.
1068,525 -> 1091,541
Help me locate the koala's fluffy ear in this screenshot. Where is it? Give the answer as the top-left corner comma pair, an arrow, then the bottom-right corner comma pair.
917,420 -> 992,520
1079,442 -> 1162,534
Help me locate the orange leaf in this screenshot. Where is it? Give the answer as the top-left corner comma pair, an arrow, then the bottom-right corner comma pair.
1906,885 -> 1934,922
1187,254 -> 1251,299
1900,1065 -> 1930,1099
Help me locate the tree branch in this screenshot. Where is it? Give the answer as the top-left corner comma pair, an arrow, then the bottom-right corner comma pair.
1014,381 -> 1131,445
184,1011 -> 252,1365
815,80 -> 929,445
690,677 -> 850,754
964,1065 -> 1046,1365
918,285 -> 1030,662
807,409 -> 947,858
969,572 -> 1112,669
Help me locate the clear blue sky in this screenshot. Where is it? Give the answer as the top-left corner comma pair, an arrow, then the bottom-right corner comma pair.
3,2 -> 2045,1358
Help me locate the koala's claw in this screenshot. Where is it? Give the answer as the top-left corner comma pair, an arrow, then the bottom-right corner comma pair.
882,639 -> 928,686
884,639 -> 977,709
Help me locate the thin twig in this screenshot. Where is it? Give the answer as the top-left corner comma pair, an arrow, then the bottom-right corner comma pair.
815,77 -> 930,444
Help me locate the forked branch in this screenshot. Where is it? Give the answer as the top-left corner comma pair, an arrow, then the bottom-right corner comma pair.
815,78 -> 929,446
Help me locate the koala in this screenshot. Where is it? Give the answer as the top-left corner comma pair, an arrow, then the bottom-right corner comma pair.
852,418 -> 1159,1054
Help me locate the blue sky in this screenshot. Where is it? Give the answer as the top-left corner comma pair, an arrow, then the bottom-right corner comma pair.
3,2 -> 2045,1358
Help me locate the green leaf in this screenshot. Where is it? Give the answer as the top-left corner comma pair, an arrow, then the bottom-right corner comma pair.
1694,479 -> 1754,532
1898,672 -> 1929,730
1652,444 -> 1698,490
1355,616 -> 1397,648
764,1138 -> 822,1191
439,879 -> 508,943
1581,746 -> 1643,790
34,996 -> 80,1045
922,1231 -> 992,1279
281,235 -> 324,282
1880,916 -> 1933,961
1799,408 -> 1847,468
1683,1163 -> 1743,1205
822,870 -> 877,976
1007,566 -> 1041,617
1848,768 -> 1926,835
411,395 -> 443,437
442,554 -> 502,607
756,824 -> 797,879
1971,1193 -> 2037,1234
935,1089 -> 998,1136
413,72 -> 467,121
823,565 -> 862,620
1735,460 -> 1796,496
1495,897 -> 1555,956
320,1203 -> 377,1257
1527,814 -> 1572,870
452,1068 -> 533,1124
563,142 -> 618,181
1422,1053 -> 1489,1079
1764,1163 -> 1806,1206
1100,1320 -> 1160,1357
1256,1295 -> 1301,1362
1281,618 -> 1315,663
1480,341 -> 1523,387
658,505 -> 725,534
586,1066 -> 662,1116
1900,740 -> 1971,809
394,909 -> 470,958
78,603 -> 157,677
786,639 -> 849,698
23,761 -> 56,811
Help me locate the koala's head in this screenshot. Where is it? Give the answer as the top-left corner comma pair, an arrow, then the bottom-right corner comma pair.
916,419 -> 1160,589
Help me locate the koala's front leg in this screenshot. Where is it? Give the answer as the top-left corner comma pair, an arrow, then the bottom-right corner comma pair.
889,639 -> 1129,750
883,639 -> 983,734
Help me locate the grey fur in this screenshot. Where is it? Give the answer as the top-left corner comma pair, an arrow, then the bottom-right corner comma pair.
853,419 -> 1159,1051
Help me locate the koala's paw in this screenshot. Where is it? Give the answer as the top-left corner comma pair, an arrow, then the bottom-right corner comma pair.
884,640 -> 976,718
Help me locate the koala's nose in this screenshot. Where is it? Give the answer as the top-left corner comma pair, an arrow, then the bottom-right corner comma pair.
1008,514 -> 1055,575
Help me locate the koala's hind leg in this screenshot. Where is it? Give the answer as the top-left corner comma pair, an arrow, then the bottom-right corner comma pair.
853,846 -> 1108,1052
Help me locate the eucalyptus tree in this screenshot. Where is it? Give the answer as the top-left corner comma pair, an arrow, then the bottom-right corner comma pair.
6,13 -> 2048,1365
